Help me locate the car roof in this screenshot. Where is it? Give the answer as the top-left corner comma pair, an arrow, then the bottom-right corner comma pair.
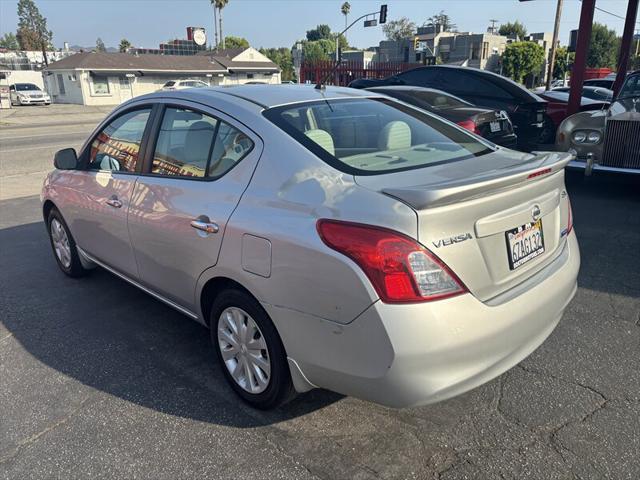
149,84 -> 383,109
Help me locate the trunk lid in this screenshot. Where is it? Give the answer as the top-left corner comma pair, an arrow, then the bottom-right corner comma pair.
355,150 -> 573,301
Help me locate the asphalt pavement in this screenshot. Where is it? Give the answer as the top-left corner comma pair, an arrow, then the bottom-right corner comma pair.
0,105 -> 639,480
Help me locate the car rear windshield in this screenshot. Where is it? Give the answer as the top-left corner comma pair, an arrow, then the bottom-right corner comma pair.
263,98 -> 492,175
15,83 -> 40,91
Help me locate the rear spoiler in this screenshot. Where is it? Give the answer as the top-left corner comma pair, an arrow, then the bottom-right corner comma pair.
382,152 -> 573,210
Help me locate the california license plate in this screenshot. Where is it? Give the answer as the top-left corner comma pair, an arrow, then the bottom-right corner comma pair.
490,121 -> 501,133
505,219 -> 545,270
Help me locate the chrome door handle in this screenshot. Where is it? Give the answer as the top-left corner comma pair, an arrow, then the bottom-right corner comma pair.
190,220 -> 219,234
106,198 -> 123,208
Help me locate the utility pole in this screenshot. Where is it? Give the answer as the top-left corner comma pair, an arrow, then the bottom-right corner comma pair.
545,0 -> 563,91
489,19 -> 499,35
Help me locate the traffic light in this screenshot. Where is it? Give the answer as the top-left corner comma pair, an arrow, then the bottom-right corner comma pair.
379,4 -> 387,24
414,37 -> 420,50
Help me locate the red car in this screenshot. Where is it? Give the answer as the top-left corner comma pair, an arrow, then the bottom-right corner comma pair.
536,90 -> 609,138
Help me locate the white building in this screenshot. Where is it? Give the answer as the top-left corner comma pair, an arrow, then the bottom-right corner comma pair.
44,48 -> 281,105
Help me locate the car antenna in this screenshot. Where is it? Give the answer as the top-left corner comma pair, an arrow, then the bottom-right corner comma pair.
315,5 -> 387,90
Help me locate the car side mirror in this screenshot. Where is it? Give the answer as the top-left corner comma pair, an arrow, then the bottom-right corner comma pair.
54,148 -> 79,170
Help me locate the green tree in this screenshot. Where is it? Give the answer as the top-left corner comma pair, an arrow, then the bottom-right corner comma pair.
306,24 -> 332,42
95,37 -> 106,52
119,38 -> 131,53
0,32 -> 19,50
587,22 -> 620,69
16,0 -> 53,51
502,41 -> 545,84
224,36 -> 249,50
382,17 -> 416,42
426,11 -> 456,32
498,20 -> 527,40
341,2 -> 351,30
259,47 -> 296,81
552,46 -> 574,79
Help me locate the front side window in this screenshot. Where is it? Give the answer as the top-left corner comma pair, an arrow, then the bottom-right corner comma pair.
88,108 -> 151,172
619,75 -> 640,100
264,98 -> 492,175
92,76 -> 110,95
15,83 -> 40,91
151,107 -> 253,179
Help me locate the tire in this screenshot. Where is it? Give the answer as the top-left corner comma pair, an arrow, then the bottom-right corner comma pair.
210,289 -> 295,409
46,208 -> 89,278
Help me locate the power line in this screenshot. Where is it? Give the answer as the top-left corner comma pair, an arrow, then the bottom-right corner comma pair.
579,0 -> 640,24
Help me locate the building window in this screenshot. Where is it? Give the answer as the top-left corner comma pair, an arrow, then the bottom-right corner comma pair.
471,43 -> 481,60
246,73 -> 254,79
56,74 -> 65,95
482,42 -> 489,60
91,76 -> 110,95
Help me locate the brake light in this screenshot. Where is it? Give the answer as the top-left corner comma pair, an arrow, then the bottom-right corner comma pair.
527,168 -> 552,179
316,220 -> 467,303
456,119 -> 480,134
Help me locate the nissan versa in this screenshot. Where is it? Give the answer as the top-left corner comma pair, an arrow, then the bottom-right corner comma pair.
41,85 -> 580,409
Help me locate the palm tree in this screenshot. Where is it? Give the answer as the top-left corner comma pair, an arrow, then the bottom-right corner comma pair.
341,2 -> 351,31
213,0 -> 229,50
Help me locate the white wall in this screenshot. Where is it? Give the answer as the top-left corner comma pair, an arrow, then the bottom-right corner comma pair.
0,70 -> 45,89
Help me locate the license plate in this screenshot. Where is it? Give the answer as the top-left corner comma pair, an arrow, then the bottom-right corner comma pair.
489,121 -> 501,133
505,219 -> 545,270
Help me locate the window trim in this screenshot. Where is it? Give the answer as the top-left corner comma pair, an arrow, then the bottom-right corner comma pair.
90,75 -> 111,96
80,105 -> 158,175
263,97 -> 494,176
141,103 -> 255,182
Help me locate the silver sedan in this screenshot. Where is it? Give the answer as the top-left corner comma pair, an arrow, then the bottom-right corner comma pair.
41,85 -> 580,409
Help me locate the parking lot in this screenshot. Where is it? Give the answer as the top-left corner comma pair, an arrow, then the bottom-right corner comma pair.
1,105 -> 639,479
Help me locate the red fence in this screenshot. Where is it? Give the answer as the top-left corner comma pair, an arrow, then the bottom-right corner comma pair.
300,60 -> 415,86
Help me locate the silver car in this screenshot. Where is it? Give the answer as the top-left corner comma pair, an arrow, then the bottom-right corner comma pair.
42,85 -> 580,409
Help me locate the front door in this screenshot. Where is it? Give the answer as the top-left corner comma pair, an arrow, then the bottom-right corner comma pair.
65,107 -> 152,278
127,103 -> 261,311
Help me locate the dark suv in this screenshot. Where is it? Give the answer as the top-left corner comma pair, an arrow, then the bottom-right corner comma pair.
349,66 -> 549,151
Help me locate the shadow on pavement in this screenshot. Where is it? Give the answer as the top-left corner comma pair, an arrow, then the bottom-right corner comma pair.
564,171 -> 640,298
0,211 -> 341,428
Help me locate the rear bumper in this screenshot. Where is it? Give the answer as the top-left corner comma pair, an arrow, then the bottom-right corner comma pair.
271,232 -> 580,408
491,133 -> 518,149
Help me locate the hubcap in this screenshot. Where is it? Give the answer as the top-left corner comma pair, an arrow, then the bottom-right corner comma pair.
217,307 -> 271,394
50,218 -> 72,268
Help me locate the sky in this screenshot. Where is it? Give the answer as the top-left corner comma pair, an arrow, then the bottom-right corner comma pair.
0,0 -> 636,51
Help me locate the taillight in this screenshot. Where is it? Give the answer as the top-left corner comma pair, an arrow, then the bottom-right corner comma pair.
567,199 -> 573,234
316,220 -> 467,303
456,119 -> 480,134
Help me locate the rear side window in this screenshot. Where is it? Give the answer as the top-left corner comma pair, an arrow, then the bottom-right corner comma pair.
150,107 -> 253,179
439,70 -> 512,99
264,98 -> 492,175
88,108 -> 151,172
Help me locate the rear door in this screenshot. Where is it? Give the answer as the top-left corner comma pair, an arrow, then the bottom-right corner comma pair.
65,106 -> 153,278
127,101 -> 262,311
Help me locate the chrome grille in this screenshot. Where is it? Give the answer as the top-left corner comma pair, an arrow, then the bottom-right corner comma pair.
601,120 -> 640,169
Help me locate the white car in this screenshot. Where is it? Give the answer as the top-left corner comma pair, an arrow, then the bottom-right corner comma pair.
160,80 -> 210,91
10,83 -> 51,105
